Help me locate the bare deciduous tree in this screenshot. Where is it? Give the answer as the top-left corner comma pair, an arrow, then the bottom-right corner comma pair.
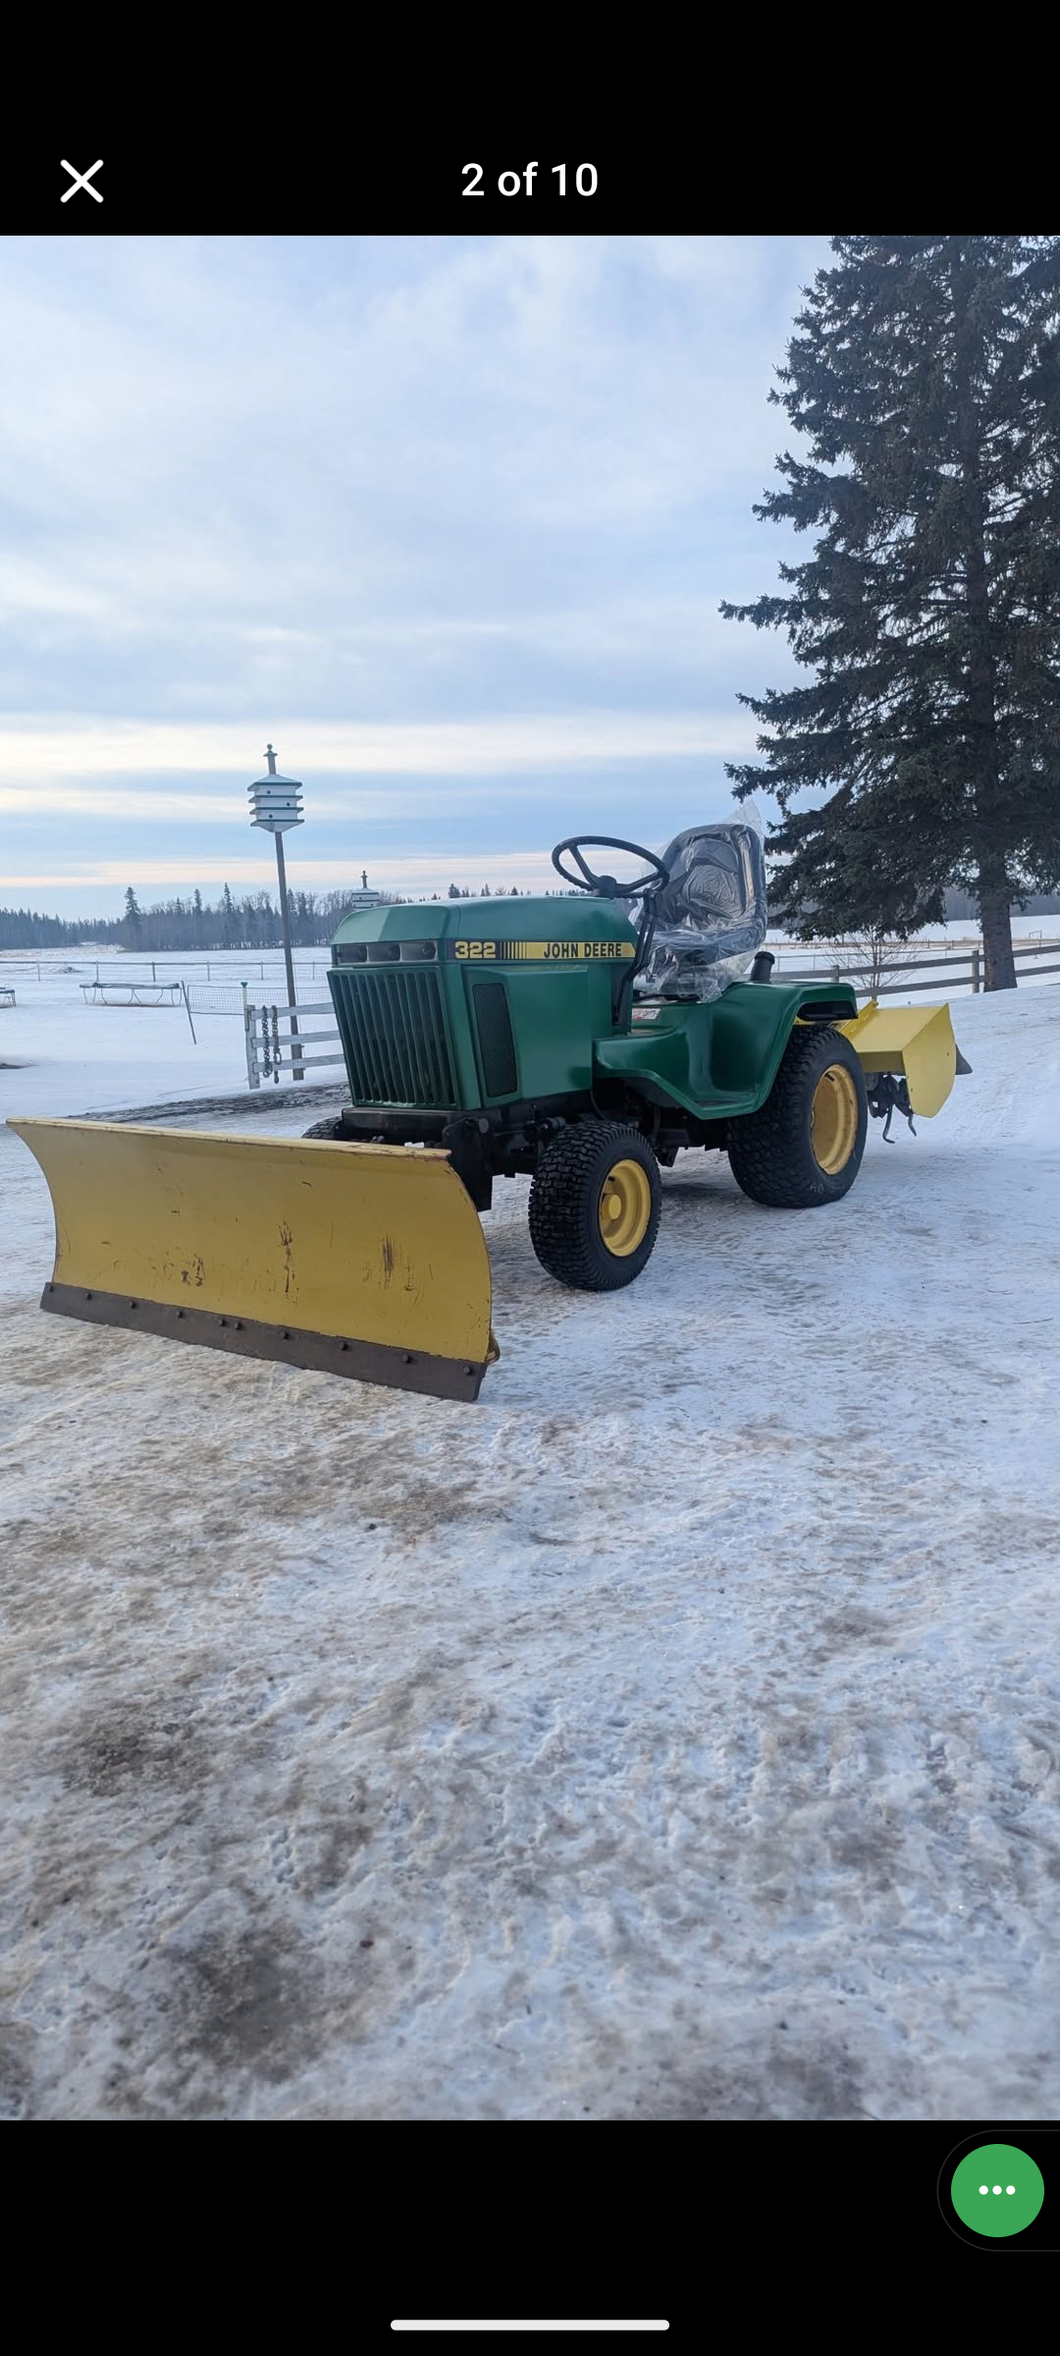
831,928 -> 917,996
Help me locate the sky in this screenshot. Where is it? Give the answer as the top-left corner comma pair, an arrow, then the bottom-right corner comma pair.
0,234 -> 829,915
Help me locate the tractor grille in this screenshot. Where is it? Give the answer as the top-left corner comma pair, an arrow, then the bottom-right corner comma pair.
330,966 -> 456,1108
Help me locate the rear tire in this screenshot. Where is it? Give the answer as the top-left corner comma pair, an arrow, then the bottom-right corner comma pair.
727,1025 -> 867,1207
528,1121 -> 661,1291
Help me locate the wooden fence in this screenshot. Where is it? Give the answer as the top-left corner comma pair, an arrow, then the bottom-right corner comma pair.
778,939 -> 1060,994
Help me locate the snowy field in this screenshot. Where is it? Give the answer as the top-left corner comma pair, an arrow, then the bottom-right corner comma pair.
2,968 -> 1060,2120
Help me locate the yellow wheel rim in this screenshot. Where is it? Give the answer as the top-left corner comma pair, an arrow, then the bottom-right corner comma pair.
598,1158 -> 652,1256
810,1064 -> 860,1174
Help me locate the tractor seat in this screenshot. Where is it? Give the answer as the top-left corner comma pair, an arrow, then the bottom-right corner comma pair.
634,820 -> 768,1002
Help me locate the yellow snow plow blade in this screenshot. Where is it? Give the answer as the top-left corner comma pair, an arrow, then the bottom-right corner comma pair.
7,1118 -> 499,1402
836,999 -> 961,1117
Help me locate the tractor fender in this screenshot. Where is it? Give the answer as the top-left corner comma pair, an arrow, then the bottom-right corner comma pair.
594,980 -> 859,1119
704,981 -> 860,1103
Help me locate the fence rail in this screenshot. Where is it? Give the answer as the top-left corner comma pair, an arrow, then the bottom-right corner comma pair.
243,996 -> 347,1088
4,937 -> 1060,993
0,957 -> 334,985
87,960 -> 332,989
779,939 -> 1060,993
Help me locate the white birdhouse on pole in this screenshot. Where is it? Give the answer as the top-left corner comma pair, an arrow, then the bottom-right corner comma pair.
248,743 -> 305,1080
248,743 -> 304,834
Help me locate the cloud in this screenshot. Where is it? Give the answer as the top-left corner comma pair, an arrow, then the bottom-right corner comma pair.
0,234 -> 828,910
0,706 -> 759,796
0,236 -> 820,708
2,849 -> 573,895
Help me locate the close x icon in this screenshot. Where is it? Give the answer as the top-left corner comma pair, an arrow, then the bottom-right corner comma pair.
60,159 -> 103,203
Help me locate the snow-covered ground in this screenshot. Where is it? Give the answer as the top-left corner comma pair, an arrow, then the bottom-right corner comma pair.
2,977 -> 1059,2120
0,949 -> 332,1115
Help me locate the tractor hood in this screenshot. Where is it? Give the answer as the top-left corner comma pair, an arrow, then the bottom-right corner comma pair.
331,896 -> 639,963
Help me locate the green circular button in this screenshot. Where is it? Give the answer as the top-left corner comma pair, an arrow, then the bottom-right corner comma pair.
950,2144 -> 1044,2237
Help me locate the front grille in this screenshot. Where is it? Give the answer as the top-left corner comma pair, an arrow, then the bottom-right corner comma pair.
330,967 -> 456,1108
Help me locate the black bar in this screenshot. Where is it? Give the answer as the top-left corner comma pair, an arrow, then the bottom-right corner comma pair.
9,127 -> 731,236
41,1283 -> 494,1402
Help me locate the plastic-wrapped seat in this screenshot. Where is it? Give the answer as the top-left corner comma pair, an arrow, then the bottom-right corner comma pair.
634,817 -> 768,1002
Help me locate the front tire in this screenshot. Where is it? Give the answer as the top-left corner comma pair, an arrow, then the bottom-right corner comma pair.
529,1121 -> 662,1291
727,1025 -> 867,1207
302,1115 -> 348,1140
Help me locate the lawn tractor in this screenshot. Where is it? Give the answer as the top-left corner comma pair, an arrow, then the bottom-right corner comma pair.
9,821 -> 969,1402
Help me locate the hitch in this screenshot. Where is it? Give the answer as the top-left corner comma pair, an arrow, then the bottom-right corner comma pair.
867,1072 -> 916,1142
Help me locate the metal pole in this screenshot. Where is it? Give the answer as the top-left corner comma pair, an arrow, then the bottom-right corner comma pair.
274,831 -> 303,1080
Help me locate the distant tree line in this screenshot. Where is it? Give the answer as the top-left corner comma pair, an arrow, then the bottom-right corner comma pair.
1,873 -> 1056,957
0,880 -> 534,953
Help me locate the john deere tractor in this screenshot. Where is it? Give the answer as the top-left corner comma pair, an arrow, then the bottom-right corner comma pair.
10,821 -> 968,1402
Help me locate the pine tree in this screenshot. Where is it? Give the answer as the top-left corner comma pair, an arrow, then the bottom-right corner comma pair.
722,236 -> 1060,988
122,886 -> 142,946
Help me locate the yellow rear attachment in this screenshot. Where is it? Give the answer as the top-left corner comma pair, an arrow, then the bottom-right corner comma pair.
836,999 -> 964,1117
8,1118 -> 499,1402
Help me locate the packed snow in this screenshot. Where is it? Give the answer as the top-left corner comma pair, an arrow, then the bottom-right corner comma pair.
1,961 -> 1059,2120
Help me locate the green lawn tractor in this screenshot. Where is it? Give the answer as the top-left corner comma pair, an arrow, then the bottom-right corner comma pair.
9,823 -> 969,1402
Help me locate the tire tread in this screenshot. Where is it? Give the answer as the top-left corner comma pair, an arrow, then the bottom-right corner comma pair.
727,1025 -> 866,1207
529,1120 -> 661,1290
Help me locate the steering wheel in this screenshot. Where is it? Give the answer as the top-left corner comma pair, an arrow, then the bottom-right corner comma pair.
551,835 -> 670,898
